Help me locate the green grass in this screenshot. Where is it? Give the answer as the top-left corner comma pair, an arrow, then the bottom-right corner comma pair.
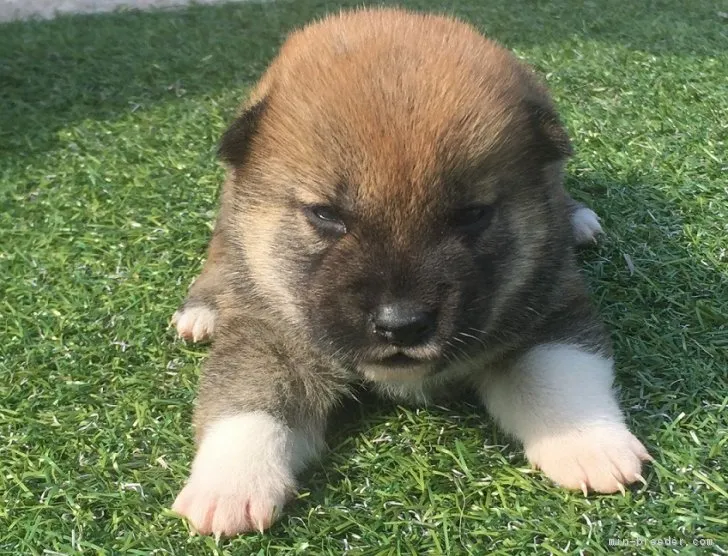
1,0 -> 726,553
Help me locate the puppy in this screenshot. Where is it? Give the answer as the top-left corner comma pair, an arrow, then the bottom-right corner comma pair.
170,8 -> 648,536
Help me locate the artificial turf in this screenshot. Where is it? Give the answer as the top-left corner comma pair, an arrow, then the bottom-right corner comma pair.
1,0 -> 726,554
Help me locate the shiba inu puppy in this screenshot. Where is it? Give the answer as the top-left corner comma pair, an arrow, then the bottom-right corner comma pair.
170,8 -> 649,536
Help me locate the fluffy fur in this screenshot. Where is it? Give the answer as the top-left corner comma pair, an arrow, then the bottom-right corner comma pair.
169,8 -> 650,536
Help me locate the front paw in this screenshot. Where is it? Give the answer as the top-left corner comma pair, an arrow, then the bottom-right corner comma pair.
172,413 -> 297,536
172,469 -> 290,535
525,423 -> 652,494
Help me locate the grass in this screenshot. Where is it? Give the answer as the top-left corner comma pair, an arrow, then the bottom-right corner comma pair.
1,0 -> 726,553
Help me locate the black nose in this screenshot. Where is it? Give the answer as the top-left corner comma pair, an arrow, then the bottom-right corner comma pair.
372,302 -> 436,347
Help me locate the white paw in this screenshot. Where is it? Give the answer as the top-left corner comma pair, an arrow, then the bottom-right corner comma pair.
526,423 -> 651,494
571,206 -> 603,246
172,304 -> 216,343
172,413 -> 299,536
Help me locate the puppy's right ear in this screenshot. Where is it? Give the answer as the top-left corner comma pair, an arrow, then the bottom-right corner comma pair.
218,98 -> 267,167
524,99 -> 573,164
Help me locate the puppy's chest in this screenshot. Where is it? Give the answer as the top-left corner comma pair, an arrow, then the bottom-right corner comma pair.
370,363 -> 483,405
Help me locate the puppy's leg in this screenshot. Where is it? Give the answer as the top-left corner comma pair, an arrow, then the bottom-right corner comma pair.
480,344 -> 650,494
172,319 -> 348,536
567,196 -> 603,246
172,175 -> 240,343
172,228 -> 224,343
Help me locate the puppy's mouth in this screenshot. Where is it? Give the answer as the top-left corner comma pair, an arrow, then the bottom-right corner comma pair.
376,352 -> 422,367
356,345 -> 442,383
364,344 -> 441,366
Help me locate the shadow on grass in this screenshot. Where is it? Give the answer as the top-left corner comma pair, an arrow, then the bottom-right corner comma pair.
1,0 -> 725,160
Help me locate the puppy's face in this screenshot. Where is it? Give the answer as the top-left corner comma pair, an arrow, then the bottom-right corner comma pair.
223,11 -> 573,383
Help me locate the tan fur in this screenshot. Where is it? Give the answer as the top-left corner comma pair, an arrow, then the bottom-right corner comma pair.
242,11 -> 554,241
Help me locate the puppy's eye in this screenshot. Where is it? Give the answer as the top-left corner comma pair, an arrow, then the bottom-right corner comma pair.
304,205 -> 347,235
450,204 -> 495,232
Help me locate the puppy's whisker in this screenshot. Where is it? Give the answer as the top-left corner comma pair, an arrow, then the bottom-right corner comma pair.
459,332 -> 487,348
524,306 -> 544,317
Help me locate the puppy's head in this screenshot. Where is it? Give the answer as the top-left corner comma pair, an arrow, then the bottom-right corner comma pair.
222,9 -> 574,382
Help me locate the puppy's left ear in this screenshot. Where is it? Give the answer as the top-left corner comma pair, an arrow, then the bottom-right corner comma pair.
218,97 -> 268,167
525,99 -> 573,163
